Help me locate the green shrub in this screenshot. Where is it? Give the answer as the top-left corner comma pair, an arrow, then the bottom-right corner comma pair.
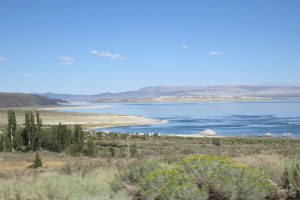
114,155 -> 273,200
84,140 -> 97,157
142,167 -> 209,200
129,143 -> 138,157
283,160 -> 300,198
68,143 -> 83,156
112,160 -> 166,198
61,161 -> 104,177
32,152 -> 43,169
211,138 -> 221,147
178,155 -> 272,200
109,146 -> 116,157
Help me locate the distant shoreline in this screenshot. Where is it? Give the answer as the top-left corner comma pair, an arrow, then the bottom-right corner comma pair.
86,119 -> 168,130
95,95 -> 271,103
41,104 -> 113,110
90,131 -> 299,138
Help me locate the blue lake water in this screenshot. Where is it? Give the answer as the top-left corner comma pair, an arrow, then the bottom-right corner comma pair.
58,100 -> 300,136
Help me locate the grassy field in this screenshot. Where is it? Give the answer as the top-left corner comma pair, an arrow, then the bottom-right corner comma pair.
1,134 -> 300,200
0,153 -> 129,200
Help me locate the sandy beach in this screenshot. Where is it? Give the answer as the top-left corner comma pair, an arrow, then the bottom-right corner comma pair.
40,104 -> 113,110
0,107 -> 165,129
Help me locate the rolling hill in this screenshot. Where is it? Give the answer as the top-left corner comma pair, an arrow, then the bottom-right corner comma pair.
0,93 -> 64,108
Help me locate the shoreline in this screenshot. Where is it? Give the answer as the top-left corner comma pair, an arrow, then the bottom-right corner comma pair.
93,131 -> 298,138
162,133 -> 297,138
40,104 -> 113,110
95,95 -> 272,103
1,102 -> 298,138
0,108 -> 166,130
45,104 -> 168,129
86,119 -> 168,130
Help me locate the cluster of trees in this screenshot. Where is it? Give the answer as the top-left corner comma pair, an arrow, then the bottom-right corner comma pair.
1,111 -> 125,157
40,123 -> 84,153
0,111 -> 85,154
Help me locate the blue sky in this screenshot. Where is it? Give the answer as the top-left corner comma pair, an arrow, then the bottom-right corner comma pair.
0,0 -> 300,94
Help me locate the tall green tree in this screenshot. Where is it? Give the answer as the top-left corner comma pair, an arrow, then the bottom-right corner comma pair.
84,139 -> 97,157
50,130 -> 62,152
29,112 -> 36,149
74,124 -> 84,144
0,135 -> 6,152
35,112 -> 43,151
24,111 -> 31,146
7,110 -> 17,152
24,111 -> 39,151
70,125 -> 84,155
57,123 -> 72,150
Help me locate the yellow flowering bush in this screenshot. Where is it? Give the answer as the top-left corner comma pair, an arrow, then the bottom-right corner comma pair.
113,155 -> 273,200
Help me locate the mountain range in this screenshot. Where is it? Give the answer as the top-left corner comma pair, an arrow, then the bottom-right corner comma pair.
39,85 -> 300,102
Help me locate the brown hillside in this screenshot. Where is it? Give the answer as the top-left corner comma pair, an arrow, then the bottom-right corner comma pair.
0,93 -> 62,108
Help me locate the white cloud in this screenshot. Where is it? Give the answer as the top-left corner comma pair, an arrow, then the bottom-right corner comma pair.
209,51 -> 223,55
91,50 -> 98,55
0,56 -> 5,61
25,73 -> 33,77
181,45 -> 189,49
58,56 -> 75,65
91,50 -> 124,60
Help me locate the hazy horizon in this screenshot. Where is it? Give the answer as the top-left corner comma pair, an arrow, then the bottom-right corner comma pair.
2,83 -> 300,95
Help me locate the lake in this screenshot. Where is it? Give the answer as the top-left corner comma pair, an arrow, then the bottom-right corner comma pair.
58,100 -> 300,137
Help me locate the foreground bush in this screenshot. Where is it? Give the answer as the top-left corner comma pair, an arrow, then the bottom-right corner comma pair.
32,152 -> 43,169
111,160 -> 166,198
180,155 -> 272,200
283,160 -> 300,199
114,155 -> 273,200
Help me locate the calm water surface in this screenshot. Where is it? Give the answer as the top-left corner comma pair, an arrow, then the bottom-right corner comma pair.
58,100 -> 300,136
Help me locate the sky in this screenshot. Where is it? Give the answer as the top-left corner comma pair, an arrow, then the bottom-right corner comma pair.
0,0 -> 300,94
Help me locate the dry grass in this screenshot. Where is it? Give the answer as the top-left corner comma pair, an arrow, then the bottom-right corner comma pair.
0,152 -> 88,171
1,134 -> 300,199
0,164 -> 128,200
1,161 -> 65,171
1,162 -> 32,171
0,153 -> 130,200
237,154 -> 286,186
